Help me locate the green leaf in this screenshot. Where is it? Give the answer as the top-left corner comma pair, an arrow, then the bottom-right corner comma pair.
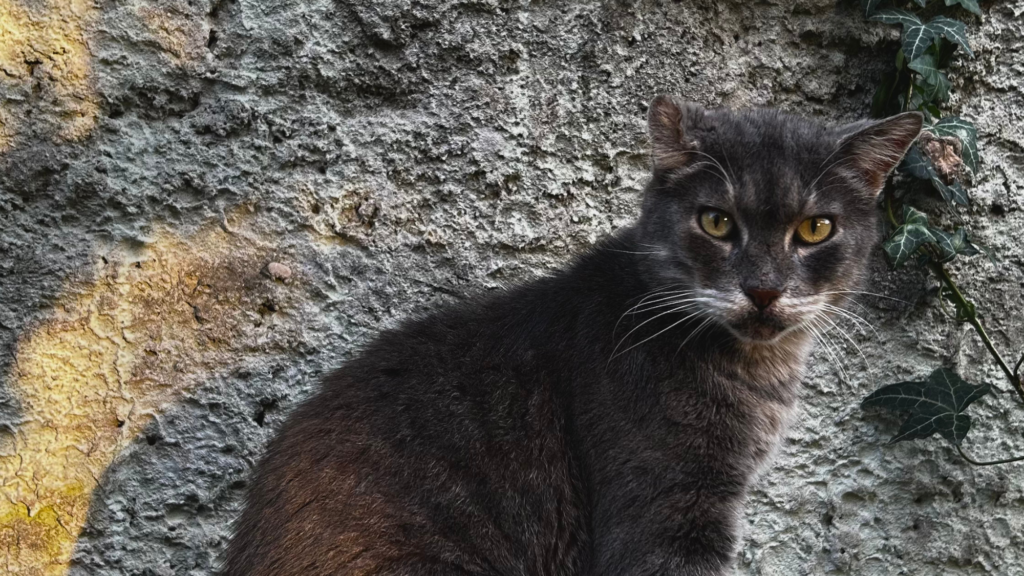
899,145 -> 934,180
916,73 -> 951,104
862,368 -> 991,445
945,0 -> 983,16
930,173 -> 969,206
883,217 -> 934,268
923,103 -> 942,121
931,229 -> 957,262
862,0 -> 884,17
908,54 -> 941,85
972,240 -> 997,264
927,16 -> 976,58
902,205 -> 929,226
902,24 -> 936,61
931,116 -> 979,173
871,9 -> 924,27
956,229 -> 980,257
911,0 -> 927,5
931,227 -> 976,262
948,181 -> 970,205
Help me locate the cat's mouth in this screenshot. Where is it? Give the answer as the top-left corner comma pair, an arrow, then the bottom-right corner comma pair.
728,312 -> 791,342
694,289 -> 820,344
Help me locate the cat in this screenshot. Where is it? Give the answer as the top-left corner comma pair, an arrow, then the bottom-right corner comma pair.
223,96 -> 922,576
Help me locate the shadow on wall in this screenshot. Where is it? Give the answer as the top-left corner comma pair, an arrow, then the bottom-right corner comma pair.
0,209 -> 311,575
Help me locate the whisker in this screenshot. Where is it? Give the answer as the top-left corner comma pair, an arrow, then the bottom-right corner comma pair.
628,296 -> 712,316
806,316 -> 849,384
821,303 -> 879,339
689,161 -> 733,191
613,289 -> 697,338
803,144 -> 852,199
617,291 -> 700,323
611,308 -> 705,360
674,316 -> 715,359
603,249 -> 665,255
821,290 -> 908,304
829,293 -> 873,315
817,312 -> 872,373
624,283 -> 687,306
687,150 -> 736,193
611,303 -> 702,357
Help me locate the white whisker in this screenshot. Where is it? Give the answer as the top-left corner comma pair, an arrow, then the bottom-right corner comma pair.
611,302 -> 702,357
611,308 -> 705,360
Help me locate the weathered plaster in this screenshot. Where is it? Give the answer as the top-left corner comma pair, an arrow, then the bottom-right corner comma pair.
1,0 -> 1023,574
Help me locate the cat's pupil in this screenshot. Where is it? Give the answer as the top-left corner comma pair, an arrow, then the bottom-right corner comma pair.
713,214 -> 721,227
809,219 -> 818,233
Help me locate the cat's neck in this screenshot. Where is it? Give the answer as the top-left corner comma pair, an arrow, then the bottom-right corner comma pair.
729,329 -> 813,389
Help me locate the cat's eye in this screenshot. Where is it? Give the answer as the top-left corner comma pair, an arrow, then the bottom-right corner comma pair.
699,210 -> 735,239
795,217 -> 834,244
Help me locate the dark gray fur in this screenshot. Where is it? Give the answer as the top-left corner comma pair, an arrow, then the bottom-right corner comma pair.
223,97 -> 922,576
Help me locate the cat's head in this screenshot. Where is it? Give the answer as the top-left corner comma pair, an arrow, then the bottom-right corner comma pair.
636,96 -> 922,344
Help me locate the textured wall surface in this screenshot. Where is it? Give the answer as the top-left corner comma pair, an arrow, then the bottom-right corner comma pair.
2,0 -> 1024,574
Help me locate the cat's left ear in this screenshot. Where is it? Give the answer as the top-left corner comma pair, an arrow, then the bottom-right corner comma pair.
834,112 -> 924,196
647,95 -> 704,171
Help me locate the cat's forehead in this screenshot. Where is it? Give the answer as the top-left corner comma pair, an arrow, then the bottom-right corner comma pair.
697,110 -> 845,213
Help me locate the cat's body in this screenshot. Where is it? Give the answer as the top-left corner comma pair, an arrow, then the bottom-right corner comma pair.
224,98 -> 922,576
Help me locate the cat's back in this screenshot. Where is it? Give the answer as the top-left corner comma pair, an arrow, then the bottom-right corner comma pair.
223,271 -> 602,576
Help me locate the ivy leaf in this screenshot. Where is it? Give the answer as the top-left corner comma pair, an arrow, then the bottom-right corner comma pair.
931,229 -> 957,262
927,16 -> 976,58
930,173 -> 970,206
871,9 -> 924,27
931,227 -> 977,262
883,208 -> 934,267
908,54 -> 941,85
899,145 -> 934,180
972,240 -> 997,265
862,0 -> 884,17
862,368 -> 991,445
898,145 -> 969,207
931,116 -> 979,173
912,0 -> 927,5
902,205 -> 929,226
945,0 -> 983,16
948,181 -> 970,205
915,73 -> 951,104
902,24 -> 936,61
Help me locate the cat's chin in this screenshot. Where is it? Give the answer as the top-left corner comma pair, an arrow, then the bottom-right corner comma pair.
726,316 -> 794,344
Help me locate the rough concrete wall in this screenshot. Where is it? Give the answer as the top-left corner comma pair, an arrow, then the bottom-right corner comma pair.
1,0 -> 1023,574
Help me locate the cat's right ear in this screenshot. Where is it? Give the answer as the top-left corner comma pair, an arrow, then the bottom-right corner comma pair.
648,95 -> 703,171
833,112 -> 924,196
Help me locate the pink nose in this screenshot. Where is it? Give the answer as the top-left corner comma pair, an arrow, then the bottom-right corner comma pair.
745,288 -> 781,310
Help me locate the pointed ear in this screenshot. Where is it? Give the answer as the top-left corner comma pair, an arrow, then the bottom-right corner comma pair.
834,112 -> 924,195
647,95 -> 703,171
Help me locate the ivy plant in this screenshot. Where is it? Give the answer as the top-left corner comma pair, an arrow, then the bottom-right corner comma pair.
858,0 -> 1024,465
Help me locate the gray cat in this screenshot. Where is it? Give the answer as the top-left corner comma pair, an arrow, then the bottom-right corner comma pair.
223,96 -> 922,576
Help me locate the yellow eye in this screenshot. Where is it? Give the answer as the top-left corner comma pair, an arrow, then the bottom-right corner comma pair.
796,217 -> 834,244
699,210 -> 735,239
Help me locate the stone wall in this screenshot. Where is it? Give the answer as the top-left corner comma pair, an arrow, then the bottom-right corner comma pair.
2,0 -> 1023,574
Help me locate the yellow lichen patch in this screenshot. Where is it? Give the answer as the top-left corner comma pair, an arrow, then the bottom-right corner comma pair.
1,211 -> 289,575
0,0 -> 99,147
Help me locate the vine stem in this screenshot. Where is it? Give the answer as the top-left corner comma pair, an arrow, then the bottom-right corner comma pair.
956,444 -> 1024,466
926,260 -> 1024,404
